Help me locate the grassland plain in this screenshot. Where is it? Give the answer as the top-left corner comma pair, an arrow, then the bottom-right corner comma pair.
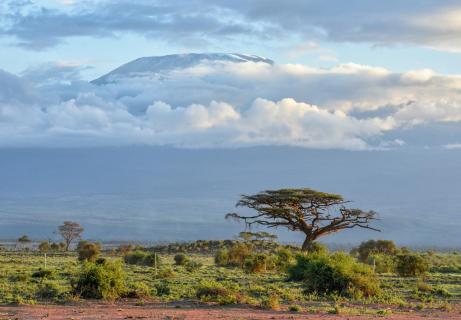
0,250 -> 460,319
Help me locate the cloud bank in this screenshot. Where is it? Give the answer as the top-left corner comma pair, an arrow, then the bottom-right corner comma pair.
1,56 -> 461,149
2,0 -> 461,51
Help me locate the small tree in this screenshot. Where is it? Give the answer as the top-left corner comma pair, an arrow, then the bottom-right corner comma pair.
77,242 -> 101,262
226,188 -> 379,251
352,239 -> 397,262
238,231 -> 254,242
38,241 -> 50,253
396,253 -> 429,277
17,235 -> 31,250
57,221 -> 84,251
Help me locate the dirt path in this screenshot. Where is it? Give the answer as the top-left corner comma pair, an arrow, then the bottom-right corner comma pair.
0,303 -> 459,320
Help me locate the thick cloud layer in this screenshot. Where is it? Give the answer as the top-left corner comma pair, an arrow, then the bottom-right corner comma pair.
2,0 -> 461,51
1,57 -> 461,149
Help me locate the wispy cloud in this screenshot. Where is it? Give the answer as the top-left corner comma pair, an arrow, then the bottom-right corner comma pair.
2,0 -> 461,51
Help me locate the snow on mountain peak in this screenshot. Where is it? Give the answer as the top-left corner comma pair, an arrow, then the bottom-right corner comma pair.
92,53 -> 273,85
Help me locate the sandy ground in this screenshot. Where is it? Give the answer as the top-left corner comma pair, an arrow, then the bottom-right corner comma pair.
0,303 -> 460,320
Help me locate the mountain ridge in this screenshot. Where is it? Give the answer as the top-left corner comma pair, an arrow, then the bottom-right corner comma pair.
91,53 -> 274,85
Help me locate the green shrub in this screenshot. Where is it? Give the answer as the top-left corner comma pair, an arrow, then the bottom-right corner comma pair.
289,305 -> 302,312
309,242 -> 329,254
184,260 -> 203,272
196,281 -> 241,305
174,253 -> 188,266
288,252 -> 380,298
154,282 -> 171,296
36,282 -> 61,300
124,251 -> 161,267
125,282 -> 153,299
155,266 -> 176,279
227,243 -> 252,267
71,260 -> 126,299
395,254 -> 428,277
31,269 -> 54,279
260,294 -> 280,310
368,253 -> 396,273
275,249 -> 294,271
244,254 -> 269,273
352,240 -> 397,262
214,249 -> 229,266
77,242 -> 101,262
38,241 -> 50,253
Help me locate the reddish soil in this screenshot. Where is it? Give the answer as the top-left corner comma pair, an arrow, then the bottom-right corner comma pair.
0,303 -> 459,320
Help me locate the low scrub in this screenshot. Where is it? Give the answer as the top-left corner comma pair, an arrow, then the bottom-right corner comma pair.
288,252 -> 380,298
368,253 -> 396,273
396,253 -> 428,277
174,253 -> 188,266
32,269 -> 54,279
351,240 -> 397,263
184,260 -> 203,272
71,260 -> 126,299
36,282 -> 62,300
260,294 -> 280,310
196,281 -> 243,305
227,243 -> 252,267
77,242 -> 101,262
124,250 -> 161,267
214,249 -> 229,266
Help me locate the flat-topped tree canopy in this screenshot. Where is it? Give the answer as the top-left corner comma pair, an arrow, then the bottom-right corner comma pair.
226,188 -> 379,251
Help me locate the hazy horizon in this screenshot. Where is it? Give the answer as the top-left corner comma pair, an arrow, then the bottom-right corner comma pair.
1,1 -> 460,249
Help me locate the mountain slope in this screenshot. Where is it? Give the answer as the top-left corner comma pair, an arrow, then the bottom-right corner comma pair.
92,53 -> 273,85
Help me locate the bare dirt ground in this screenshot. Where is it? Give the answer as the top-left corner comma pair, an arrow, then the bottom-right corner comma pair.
0,303 -> 460,320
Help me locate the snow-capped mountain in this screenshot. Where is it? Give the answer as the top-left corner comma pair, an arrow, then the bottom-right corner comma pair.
91,53 -> 273,85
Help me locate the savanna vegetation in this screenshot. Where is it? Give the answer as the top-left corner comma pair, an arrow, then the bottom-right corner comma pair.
0,188 -> 459,316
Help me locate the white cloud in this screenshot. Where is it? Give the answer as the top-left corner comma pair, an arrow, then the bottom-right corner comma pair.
444,144 -> 461,150
4,1 -> 461,51
1,57 -> 461,149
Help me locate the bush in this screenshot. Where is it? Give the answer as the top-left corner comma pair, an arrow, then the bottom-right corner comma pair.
116,244 -> 133,255
77,242 -> 101,262
396,254 -> 428,277
309,242 -> 329,254
227,243 -> 252,267
260,294 -> 280,310
288,252 -> 380,298
72,260 -> 126,299
196,281 -> 241,305
38,241 -> 50,253
174,253 -> 188,266
244,254 -> 269,273
155,282 -> 171,296
155,266 -> 176,279
289,305 -> 302,312
275,249 -> 294,271
369,253 -> 396,273
352,240 -> 397,262
36,282 -> 61,300
124,251 -> 161,267
214,249 -> 229,266
32,268 -> 54,279
184,260 -> 203,272
125,282 -> 153,299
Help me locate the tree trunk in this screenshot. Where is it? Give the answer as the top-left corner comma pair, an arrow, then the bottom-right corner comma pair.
301,237 -> 315,252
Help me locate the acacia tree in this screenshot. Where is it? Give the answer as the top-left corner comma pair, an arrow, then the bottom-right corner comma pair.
17,235 -> 31,250
226,188 -> 379,251
57,221 -> 84,251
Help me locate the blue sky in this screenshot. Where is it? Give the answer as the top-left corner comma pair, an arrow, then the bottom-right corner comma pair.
2,0 -> 461,78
